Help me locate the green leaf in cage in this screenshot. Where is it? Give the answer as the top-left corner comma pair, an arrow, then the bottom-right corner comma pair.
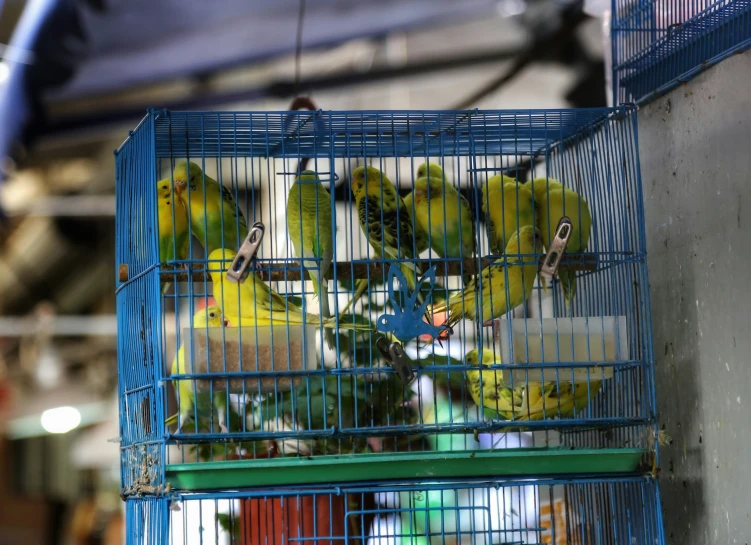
215,512 -> 241,541
418,353 -> 466,393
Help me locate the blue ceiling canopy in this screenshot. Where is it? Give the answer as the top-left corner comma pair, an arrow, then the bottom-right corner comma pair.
48,0 -> 501,100
0,0 -> 501,191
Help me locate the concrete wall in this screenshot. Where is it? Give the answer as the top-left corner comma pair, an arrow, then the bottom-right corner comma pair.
638,50 -> 751,543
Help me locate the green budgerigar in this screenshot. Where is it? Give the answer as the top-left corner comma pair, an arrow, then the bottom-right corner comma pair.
347,166 -> 427,316
481,174 -> 535,255
401,191 -> 430,255
411,168 -> 475,284
172,161 -> 249,254
286,170 -> 335,349
524,177 -> 592,306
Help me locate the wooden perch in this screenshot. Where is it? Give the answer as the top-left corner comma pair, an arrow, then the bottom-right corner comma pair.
158,254 -> 598,283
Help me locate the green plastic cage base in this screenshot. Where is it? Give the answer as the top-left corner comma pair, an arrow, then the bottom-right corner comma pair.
166,448 -> 646,491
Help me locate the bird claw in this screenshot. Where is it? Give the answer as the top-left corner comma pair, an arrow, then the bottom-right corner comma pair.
435,325 -> 453,343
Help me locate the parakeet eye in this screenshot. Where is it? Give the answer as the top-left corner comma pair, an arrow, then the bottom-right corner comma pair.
209,312 -> 215,318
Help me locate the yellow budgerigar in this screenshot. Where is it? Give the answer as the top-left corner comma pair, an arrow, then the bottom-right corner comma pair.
416,161 -> 446,181
432,225 -> 542,328
465,348 -> 602,421
157,177 -> 190,263
411,173 -> 475,283
208,249 -> 372,334
157,177 -> 190,294
465,348 -> 525,420
166,306 -> 231,434
524,177 -> 592,306
286,170 -> 335,349
172,160 -> 249,254
481,174 -> 535,255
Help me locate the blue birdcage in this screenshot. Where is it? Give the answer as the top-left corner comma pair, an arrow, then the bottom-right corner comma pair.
116,107 -> 661,542
612,0 -> 751,105
134,475 -> 664,545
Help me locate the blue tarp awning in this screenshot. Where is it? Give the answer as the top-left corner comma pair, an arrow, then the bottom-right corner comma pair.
0,0 -> 500,187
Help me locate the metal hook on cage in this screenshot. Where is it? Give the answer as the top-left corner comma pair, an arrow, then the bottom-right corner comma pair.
286,97 -> 320,173
376,337 -> 415,384
539,216 -> 572,280
227,222 -> 265,284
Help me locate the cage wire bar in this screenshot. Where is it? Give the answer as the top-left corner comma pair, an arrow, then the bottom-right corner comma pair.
612,0 -> 751,105
153,475 -> 664,545
115,107 -> 656,490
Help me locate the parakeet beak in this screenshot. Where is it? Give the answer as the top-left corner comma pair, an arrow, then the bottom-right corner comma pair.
173,179 -> 187,193
223,320 -> 229,327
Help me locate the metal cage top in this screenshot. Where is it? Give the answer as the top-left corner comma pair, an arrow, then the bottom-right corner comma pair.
116,107 -> 635,159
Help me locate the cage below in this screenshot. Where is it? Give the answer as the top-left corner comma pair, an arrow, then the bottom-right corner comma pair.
124,475 -> 665,545
611,0 -> 751,105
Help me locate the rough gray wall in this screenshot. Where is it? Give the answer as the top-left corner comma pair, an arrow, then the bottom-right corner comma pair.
638,51 -> 751,544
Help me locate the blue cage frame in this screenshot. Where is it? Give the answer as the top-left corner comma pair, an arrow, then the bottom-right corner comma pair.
612,0 -> 751,105
115,107 -> 657,495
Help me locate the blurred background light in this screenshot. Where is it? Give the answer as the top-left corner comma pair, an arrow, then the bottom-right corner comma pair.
40,405 -> 81,434
0,61 -> 9,84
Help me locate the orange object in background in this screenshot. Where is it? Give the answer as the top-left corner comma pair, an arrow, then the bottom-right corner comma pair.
69,499 -> 98,545
240,444 -> 347,545
103,511 -> 124,545
242,494 -> 347,545
240,445 -> 369,545
540,499 -> 584,545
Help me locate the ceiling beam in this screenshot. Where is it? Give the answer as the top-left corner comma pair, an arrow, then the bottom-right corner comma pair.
43,45 -> 523,136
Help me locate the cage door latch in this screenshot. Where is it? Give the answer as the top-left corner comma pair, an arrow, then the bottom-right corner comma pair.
376,337 -> 415,384
227,222 -> 265,284
539,216 -> 572,280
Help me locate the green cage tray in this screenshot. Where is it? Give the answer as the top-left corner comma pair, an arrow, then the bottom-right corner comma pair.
166,448 -> 646,491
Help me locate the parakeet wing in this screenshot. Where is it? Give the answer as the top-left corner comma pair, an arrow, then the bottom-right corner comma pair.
220,184 -> 248,232
358,195 -> 415,260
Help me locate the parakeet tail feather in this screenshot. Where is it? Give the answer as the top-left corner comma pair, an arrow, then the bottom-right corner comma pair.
309,269 -> 336,350
340,279 -> 369,314
558,266 -> 577,308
